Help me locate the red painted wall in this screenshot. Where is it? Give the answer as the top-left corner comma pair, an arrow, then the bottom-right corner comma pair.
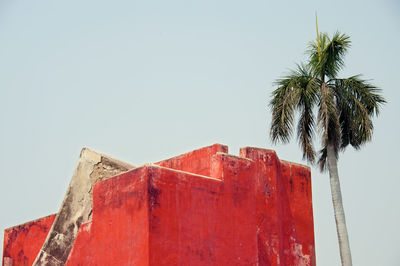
3,144 -> 315,266
155,143 -> 228,177
2,214 -> 56,266
239,147 -> 315,265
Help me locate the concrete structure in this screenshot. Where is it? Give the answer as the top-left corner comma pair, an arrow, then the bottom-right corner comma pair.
33,148 -> 134,265
2,144 -> 316,265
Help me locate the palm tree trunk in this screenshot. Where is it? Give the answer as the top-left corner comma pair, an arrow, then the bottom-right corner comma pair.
327,144 -> 352,266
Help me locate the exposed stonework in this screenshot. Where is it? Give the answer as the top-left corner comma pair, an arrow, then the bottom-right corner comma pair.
32,148 -> 134,266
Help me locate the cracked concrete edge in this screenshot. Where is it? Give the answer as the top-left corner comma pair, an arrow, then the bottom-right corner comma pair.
33,148 -> 135,266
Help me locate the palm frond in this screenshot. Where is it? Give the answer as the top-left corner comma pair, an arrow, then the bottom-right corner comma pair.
297,106 -> 316,162
271,64 -> 320,162
307,32 -> 350,80
270,65 -> 312,144
317,82 -> 340,166
270,83 -> 298,144
307,32 -> 329,79
323,32 -> 351,78
318,146 -> 328,171
295,65 -> 320,163
333,76 -> 385,115
330,76 -> 386,149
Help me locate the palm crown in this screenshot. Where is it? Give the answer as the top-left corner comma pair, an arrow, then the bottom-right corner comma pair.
270,31 -> 385,171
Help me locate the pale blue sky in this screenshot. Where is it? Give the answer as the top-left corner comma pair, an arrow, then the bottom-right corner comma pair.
1,0 -> 399,265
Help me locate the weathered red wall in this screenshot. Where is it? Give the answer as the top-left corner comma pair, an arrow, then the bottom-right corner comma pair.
67,166 -> 150,265
3,144 -> 315,266
240,148 -> 315,265
155,143 -> 228,177
2,214 -> 56,266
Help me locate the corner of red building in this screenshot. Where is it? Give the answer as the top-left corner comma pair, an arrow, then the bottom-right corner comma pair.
2,144 -> 316,265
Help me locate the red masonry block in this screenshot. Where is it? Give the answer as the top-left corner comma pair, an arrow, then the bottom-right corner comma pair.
3,214 -> 56,266
3,144 -> 316,266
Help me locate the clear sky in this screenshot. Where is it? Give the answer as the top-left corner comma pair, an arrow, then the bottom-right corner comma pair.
1,0 -> 399,265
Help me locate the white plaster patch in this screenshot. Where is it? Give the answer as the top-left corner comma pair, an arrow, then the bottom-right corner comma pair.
290,236 -> 311,266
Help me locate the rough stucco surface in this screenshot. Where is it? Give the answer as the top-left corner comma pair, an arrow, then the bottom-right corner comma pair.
3,144 -> 315,266
66,144 -> 315,265
32,148 -> 134,266
2,214 -> 56,266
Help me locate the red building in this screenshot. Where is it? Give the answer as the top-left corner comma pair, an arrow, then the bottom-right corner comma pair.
3,144 -> 315,265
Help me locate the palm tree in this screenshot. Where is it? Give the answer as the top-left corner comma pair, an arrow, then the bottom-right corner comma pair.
269,18 -> 385,266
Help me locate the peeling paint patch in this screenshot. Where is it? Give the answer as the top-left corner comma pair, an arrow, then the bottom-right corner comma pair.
290,237 -> 311,266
